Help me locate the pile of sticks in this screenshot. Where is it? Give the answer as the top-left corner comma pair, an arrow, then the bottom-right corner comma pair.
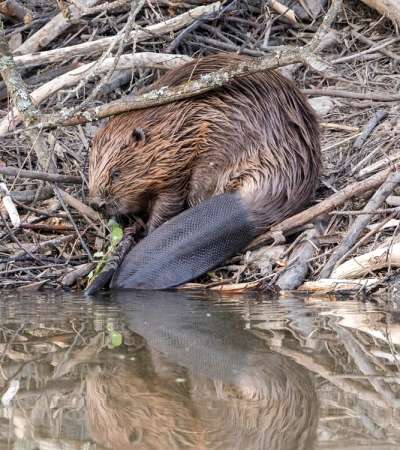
0,0 -> 399,294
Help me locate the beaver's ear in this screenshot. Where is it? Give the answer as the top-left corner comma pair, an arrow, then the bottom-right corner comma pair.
131,128 -> 145,143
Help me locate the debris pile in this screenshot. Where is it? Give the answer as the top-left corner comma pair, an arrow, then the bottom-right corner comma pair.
0,0 -> 399,295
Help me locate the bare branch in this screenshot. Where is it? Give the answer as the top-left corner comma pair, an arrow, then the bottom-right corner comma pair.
320,171 -> 400,278
0,53 -> 191,136
30,0 -> 342,129
13,2 -> 221,69
248,166 -> 398,249
0,18 -> 51,169
0,166 -> 82,184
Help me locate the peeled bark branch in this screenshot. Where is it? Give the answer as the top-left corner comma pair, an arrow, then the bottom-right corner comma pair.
0,0 -> 32,24
14,0 -> 100,55
298,278 -> 379,292
332,243 -> 400,279
13,2 -> 221,69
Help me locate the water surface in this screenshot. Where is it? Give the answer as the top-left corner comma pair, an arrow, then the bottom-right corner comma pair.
1,290 -> 400,449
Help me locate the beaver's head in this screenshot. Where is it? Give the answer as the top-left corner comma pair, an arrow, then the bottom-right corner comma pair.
88,123 -> 151,218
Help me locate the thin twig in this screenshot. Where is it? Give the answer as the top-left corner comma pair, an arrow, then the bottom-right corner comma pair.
53,187 -> 93,260
0,166 -> 82,184
320,171 -> 400,278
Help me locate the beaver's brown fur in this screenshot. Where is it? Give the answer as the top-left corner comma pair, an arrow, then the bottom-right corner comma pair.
86,340 -> 318,450
89,53 -> 321,233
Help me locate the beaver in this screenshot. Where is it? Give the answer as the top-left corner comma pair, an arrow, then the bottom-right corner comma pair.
88,53 -> 321,290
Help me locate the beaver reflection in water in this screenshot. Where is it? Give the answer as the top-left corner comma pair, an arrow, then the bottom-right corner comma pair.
86,352 -> 318,450
86,291 -> 319,450
88,53 -> 321,289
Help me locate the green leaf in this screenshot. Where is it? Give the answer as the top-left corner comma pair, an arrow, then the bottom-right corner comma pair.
86,219 -> 124,286
109,219 -> 123,245
110,331 -> 123,348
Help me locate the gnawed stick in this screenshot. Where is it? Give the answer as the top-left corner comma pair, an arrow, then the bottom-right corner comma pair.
332,243 -> 400,279
62,263 -> 96,288
276,226 -> 321,290
0,0 -> 32,23
320,171 -> 400,279
15,0 -> 100,55
0,181 -> 20,228
357,152 -> 400,179
297,278 -> 379,292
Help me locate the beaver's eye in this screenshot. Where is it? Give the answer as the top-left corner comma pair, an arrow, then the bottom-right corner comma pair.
111,169 -> 121,181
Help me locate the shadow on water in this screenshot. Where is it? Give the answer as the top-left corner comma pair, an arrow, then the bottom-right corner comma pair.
1,290 -> 400,449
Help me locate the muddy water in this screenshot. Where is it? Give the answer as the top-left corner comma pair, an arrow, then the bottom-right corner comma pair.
1,291 -> 400,450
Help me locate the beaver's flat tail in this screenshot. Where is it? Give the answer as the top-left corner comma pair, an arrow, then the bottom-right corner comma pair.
110,193 -> 256,290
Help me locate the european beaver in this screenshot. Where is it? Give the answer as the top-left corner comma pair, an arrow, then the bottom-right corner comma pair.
88,53 -> 321,289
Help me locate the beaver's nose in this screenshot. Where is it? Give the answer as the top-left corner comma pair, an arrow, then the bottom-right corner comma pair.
89,197 -> 106,212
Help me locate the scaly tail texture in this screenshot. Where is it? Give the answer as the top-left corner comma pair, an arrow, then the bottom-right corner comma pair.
110,193 -> 256,290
